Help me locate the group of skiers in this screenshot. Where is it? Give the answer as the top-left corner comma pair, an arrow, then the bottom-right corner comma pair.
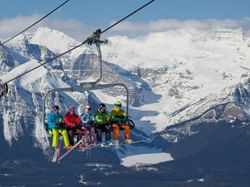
47,101 -> 132,150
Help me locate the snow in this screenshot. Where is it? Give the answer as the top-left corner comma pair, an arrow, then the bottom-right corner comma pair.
30,27 -> 90,60
3,109 -> 12,145
93,89 -> 128,111
2,58 -> 69,93
2,59 -> 40,83
187,178 -> 205,183
31,27 -> 79,54
116,143 -> 173,167
101,28 -> 250,132
121,152 -> 173,167
33,115 -> 50,154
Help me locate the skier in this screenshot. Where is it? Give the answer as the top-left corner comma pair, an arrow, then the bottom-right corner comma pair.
47,105 -> 71,150
94,103 -> 112,145
64,106 -> 87,146
80,105 -> 95,144
111,100 -> 132,144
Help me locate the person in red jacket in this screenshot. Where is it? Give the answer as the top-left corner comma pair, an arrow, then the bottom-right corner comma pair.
64,106 -> 83,145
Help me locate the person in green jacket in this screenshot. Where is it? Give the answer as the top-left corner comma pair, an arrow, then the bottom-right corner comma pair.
95,103 -> 112,145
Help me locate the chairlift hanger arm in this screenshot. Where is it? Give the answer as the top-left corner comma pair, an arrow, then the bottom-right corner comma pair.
43,83 -> 129,124
79,37 -> 109,87
87,83 -> 130,115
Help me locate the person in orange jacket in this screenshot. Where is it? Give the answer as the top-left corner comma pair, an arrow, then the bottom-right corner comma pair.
111,100 -> 132,144
64,106 -> 86,145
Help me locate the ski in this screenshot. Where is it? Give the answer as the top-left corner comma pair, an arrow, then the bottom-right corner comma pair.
58,140 -> 95,162
95,139 -> 147,148
52,147 -> 60,163
77,143 -> 95,152
57,139 -> 83,162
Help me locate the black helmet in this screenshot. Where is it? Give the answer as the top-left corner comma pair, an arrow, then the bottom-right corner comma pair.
53,105 -> 59,111
99,103 -> 106,108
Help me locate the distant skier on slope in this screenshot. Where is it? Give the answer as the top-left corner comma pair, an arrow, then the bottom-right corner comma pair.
47,105 -> 72,150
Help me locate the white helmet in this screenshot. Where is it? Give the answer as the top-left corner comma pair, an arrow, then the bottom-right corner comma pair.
85,105 -> 91,111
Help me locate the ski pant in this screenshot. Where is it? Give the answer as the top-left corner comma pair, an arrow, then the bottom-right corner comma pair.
67,128 -> 75,146
112,123 -> 130,140
85,126 -> 95,143
51,128 -> 70,148
67,128 -> 91,145
95,125 -> 111,143
75,129 -> 89,144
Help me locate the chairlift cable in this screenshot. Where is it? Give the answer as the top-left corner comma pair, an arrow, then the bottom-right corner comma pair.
0,0 -> 155,96
5,41 -> 83,84
101,0 -> 155,34
1,0 -> 70,45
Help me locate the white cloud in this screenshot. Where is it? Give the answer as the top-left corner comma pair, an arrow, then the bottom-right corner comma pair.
0,15 -> 95,42
109,18 -> 250,36
0,15 -> 40,37
0,15 -> 249,42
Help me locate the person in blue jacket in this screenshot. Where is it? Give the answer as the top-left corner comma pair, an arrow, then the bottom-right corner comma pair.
80,105 -> 95,144
47,105 -> 71,150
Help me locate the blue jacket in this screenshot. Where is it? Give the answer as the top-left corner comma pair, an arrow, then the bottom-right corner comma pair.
47,111 -> 64,130
80,112 -> 94,124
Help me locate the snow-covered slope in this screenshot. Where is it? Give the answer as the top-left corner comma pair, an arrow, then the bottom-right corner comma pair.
102,28 -> 250,132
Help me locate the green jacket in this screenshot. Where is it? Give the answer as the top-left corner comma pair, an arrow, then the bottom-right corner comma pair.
95,110 -> 110,126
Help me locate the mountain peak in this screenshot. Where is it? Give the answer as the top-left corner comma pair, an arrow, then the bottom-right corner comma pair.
30,27 -> 80,54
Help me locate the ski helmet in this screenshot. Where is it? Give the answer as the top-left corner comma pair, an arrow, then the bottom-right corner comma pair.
53,105 -> 59,111
85,105 -> 91,111
114,100 -> 122,106
68,106 -> 75,112
99,103 -> 106,108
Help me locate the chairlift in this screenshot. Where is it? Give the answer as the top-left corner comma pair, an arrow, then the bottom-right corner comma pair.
39,0 -> 156,163
43,34 -> 135,131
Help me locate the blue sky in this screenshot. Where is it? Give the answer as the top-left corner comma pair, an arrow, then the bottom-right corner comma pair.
0,0 -> 250,40
1,0 -> 249,22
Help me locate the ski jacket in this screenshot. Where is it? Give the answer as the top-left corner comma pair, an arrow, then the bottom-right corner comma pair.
95,110 -> 110,126
111,106 -> 129,122
64,112 -> 81,129
111,106 -> 127,118
47,111 -> 64,130
80,112 -> 94,124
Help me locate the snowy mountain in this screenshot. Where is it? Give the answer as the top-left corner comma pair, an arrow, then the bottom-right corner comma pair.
102,28 -> 250,132
1,27 -> 250,186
